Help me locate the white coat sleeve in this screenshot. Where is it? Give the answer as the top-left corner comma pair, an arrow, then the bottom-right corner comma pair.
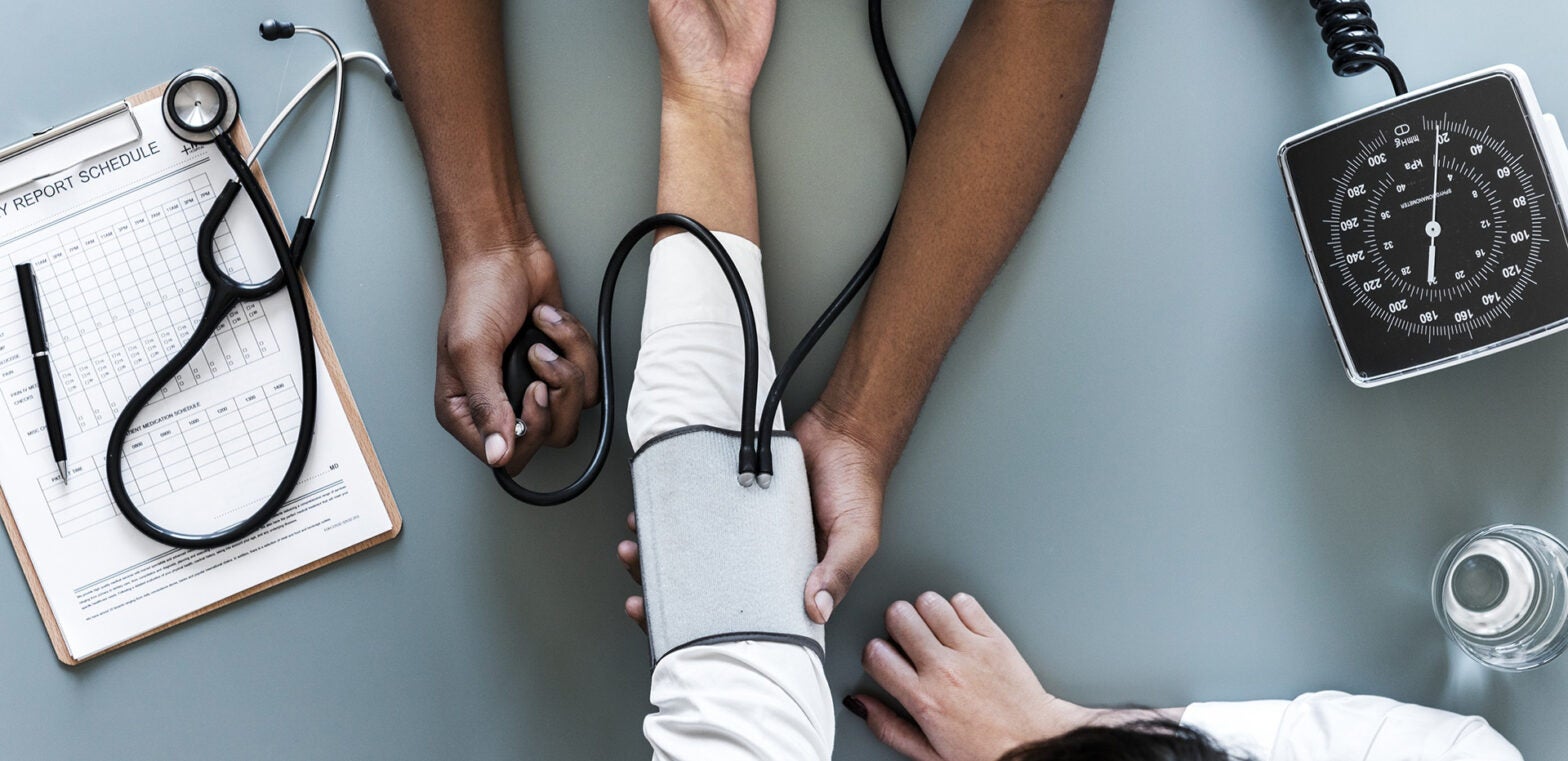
1181,691 -> 1521,761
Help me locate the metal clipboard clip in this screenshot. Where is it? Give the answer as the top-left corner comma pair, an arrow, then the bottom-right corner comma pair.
0,101 -> 142,198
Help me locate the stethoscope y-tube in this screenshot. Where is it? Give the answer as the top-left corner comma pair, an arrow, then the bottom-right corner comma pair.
106,21 -> 397,548
495,0 -> 916,503
105,134 -> 313,548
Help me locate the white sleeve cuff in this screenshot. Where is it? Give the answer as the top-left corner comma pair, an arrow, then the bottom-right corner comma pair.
627,230 -> 781,450
1182,692 -> 1523,761
641,231 -> 770,346
1180,699 -> 1290,760
646,641 -> 833,761
1271,691 -> 1522,761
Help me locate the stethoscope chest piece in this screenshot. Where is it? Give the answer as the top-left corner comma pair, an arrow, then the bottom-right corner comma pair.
164,67 -> 239,144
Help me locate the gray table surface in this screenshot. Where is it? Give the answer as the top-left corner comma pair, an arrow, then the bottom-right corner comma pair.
3,1 -> 1567,758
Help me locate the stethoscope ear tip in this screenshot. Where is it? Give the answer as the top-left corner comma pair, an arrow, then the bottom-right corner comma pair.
384,72 -> 403,102
259,19 -> 295,41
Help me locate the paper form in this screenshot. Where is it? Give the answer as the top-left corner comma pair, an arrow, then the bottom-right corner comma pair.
0,97 -> 394,661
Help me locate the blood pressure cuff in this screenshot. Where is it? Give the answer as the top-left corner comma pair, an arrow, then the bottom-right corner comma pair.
632,425 -> 824,665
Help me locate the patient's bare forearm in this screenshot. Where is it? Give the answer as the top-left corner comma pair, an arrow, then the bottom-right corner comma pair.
817,0 -> 1113,465
366,0 -> 538,263
656,97 -> 760,244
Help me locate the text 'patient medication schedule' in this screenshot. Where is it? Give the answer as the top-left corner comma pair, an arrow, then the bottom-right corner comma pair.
0,95 -> 394,662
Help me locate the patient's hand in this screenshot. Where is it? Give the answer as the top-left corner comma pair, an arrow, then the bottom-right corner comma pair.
649,0 -> 775,111
847,593 -> 1102,761
617,512 -> 649,632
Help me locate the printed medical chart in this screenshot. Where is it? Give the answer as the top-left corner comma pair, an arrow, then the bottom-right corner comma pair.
0,96 -> 396,662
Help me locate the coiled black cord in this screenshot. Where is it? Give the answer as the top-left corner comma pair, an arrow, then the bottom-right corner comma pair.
1310,0 -> 1407,95
495,0 -> 914,501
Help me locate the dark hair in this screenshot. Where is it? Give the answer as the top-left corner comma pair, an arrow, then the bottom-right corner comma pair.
998,719 -> 1245,761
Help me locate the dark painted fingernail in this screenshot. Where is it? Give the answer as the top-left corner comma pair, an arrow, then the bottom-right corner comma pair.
843,696 -> 867,720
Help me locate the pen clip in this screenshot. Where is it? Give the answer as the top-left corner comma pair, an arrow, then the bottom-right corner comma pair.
30,268 -> 46,350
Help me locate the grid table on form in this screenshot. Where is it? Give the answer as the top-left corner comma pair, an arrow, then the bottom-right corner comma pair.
0,174 -> 281,456
36,375 -> 301,539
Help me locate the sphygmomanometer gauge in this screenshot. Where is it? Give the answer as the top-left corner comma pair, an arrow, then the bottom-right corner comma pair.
1281,66 -> 1568,386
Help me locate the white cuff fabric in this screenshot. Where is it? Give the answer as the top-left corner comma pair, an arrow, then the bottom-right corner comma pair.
646,642 -> 834,761
628,231 -> 781,451
629,229 -> 833,761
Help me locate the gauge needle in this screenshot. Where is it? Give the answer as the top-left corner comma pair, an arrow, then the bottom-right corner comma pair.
1427,124 -> 1443,285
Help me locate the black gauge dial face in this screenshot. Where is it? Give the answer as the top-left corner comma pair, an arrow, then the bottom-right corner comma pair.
1282,72 -> 1568,383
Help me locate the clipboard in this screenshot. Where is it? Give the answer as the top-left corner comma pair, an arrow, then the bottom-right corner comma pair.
0,82 -> 402,665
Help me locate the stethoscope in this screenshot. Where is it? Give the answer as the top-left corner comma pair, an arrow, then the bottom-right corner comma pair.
105,20 -> 400,549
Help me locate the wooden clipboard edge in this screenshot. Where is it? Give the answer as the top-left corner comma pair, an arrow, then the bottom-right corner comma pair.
0,81 -> 401,666
0,89 -> 172,665
0,470 -> 68,662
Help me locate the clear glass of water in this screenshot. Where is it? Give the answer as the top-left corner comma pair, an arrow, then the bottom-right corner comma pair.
1432,523 -> 1568,671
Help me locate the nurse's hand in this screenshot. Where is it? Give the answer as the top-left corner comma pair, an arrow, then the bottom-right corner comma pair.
794,404 -> 890,625
435,239 -> 599,471
614,414 -> 888,630
845,593 -> 1103,761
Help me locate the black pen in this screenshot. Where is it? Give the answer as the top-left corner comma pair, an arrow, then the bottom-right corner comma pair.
15,263 -> 67,483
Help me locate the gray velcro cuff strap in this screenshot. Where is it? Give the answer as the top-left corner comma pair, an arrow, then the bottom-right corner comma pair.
632,426 -> 824,665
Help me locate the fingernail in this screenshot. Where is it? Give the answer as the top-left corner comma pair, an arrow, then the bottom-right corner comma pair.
484,433 -> 507,465
532,342 -> 558,361
843,696 -> 868,720
538,304 -> 563,324
533,382 -> 549,408
815,590 -> 835,622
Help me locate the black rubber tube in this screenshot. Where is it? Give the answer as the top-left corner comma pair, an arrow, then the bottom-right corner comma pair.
106,133 -> 319,548
497,0 -> 915,502
755,0 -> 916,477
493,214 -> 761,503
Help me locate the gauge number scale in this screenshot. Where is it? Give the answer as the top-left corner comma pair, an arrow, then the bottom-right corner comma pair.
1281,67 -> 1568,386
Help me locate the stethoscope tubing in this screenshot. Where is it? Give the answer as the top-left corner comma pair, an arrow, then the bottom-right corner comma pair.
247,51 -> 396,167
287,25 -> 345,219
106,24 -> 349,547
106,129 -> 320,548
